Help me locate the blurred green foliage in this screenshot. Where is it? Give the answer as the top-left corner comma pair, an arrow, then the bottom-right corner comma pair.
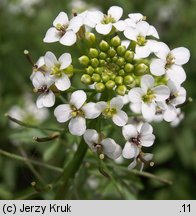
0,0 -> 196,200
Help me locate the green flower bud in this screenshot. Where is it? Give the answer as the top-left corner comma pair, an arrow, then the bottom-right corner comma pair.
63,65 -> 74,78
79,55 -> 90,66
102,74 -> 110,82
81,74 -> 92,85
89,48 -> 99,58
118,69 -> 125,76
116,85 -> 127,96
85,32 -> 96,44
99,40 -> 109,52
116,57 -> 125,66
86,66 -> 94,75
95,67 -> 103,74
124,63 -> 134,73
110,74 -> 116,80
105,80 -> 115,89
115,76 -> 123,85
111,36 -> 121,47
106,58 -> 112,63
117,45 -> 126,56
99,52 -> 107,59
124,75 -> 134,84
92,73 -> 101,82
95,82 -> 105,92
108,48 -> 116,58
90,58 -> 99,68
135,63 -> 148,75
124,50 -> 134,62
112,56 -> 118,62
100,60 -> 106,66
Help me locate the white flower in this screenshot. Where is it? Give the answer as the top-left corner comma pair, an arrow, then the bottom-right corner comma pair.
124,21 -> 159,58
128,75 -> 170,121
8,94 -> 49,128
43,11 -> 84,46
150,42 -> 190,84
113,13 -> 145,32
54,90 -> 102,136
170,108 -> 184,127
98,96 -> 128,126
157,80 -> 186,122
32,72 -> 55,108
83,129 -> 122,159
44,51 -> 71,91
84,6 -> 123,35
30,56 -> 45,80
122,123 -> 155,169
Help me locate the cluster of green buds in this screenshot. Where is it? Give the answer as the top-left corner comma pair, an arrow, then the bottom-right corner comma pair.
79,35 -> 150,96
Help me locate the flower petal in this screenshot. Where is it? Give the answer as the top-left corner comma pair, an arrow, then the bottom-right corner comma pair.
128,13 -> 143,23
54,104 -> 72,123
171,47 -> 190,65
70,90 -> 87,109
101,138 -> 122,159
84,11 -> 104,28
150,59 -> 166,76
43,27 -> 61,43
172,87 -> 186,105
122,124 -> 138,140
141,102 -> 156,121
141,74 -> 154,93
154,42 -> 170,59
53,12 -> 69,27
153,85 -> 170,101
69,16 -> 83,33
44,51 -> 58,68
163,105 -> 177,122
140,122 -> 153,136
110,96 -> 124,110
140,134 -> 155,147
128,88 -> 143,103
82,102 -> 102,119
55,74 -> 71,91
59,53 -> 72,70
32,71 -> 46,89
136,21 -> 150,36
95,23 -> 112,35
122,142 -> 139,159
43,91 -> 55,107
60,30 -> 77,46
166,65 -> 186,84
113,20 -> 127,31
83,129 -> 99,150
69,116 -> 86,136
112,110 -> 128,127
147,25 -> 159,39
124,27 -> 138,41
135,44 -> 151,58
108,6 -> 123,21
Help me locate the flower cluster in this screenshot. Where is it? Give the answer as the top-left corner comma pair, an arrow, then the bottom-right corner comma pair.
27,6 -> 190,170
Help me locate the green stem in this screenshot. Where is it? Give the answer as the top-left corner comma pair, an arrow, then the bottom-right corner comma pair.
54,138 -> 88,199
5,114 -> 63,132
0,149 -> 63,173
73,69 -> 85,73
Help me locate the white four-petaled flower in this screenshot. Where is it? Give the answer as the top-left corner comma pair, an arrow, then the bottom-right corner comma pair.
122,123 -> 155,169
84,6 -> 123,35
32,72 -> 55,108
43,11 -> 84,46
84,129 -> 122,159
150,42 -> 190,84
54,90 -> 102,136
44,51 -> 71,91
128,74 -> 170,121
98,96 -> 128,126
157,80 -> 186,122
124,21 -> 159,58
